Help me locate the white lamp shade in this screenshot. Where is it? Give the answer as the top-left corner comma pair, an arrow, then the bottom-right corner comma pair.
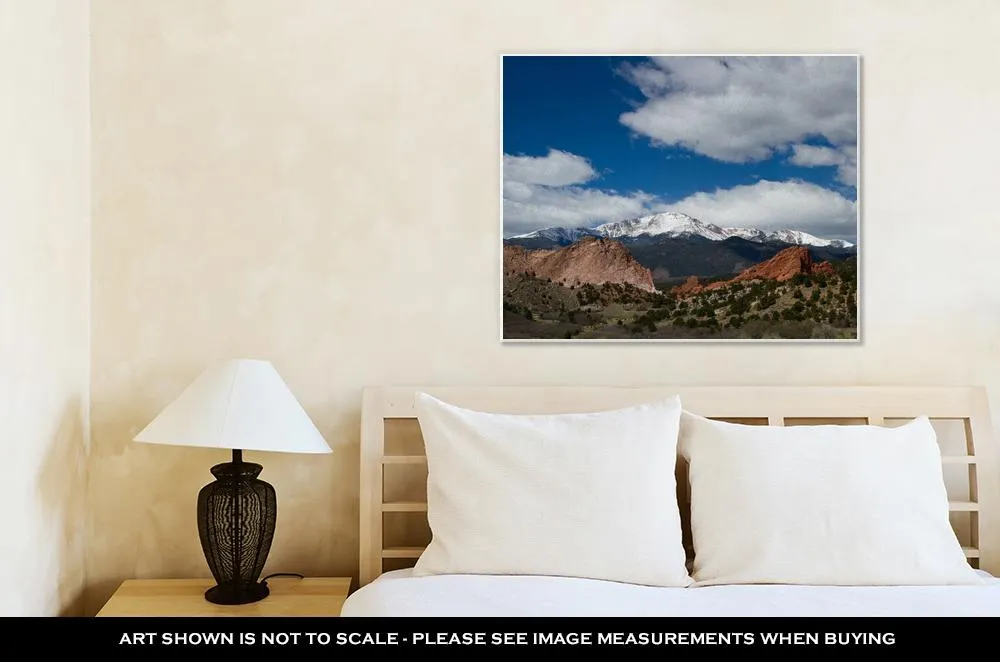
133,359 -> 331,454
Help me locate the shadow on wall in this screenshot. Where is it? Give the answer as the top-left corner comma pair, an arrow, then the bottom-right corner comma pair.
37,397 -> 88,616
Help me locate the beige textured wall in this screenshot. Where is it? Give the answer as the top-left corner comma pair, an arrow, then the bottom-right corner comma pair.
88,0 -> 1000,613
0,0 -> 91,616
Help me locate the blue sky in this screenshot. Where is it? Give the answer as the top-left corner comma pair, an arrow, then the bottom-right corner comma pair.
502,55 -> 859,243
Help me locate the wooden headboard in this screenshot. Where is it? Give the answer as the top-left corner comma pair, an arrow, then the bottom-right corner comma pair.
359,385 -> 1000,586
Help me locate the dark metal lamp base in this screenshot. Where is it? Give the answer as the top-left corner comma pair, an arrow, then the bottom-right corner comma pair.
204,581 -> 270,605
198,449 -> 278,606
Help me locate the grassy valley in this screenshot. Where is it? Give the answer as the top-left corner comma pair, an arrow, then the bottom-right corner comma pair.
503,257 -> 858,340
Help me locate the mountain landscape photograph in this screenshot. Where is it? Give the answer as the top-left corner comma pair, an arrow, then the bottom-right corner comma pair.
502,55 -> 860,341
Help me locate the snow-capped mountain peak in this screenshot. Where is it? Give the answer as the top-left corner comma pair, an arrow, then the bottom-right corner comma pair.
508,226 -> 598,244
594,212 -> 731,242
510,212 -> 854,249
764,229 -> 849,248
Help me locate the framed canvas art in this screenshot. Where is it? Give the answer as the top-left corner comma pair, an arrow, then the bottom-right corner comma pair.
501,55 -> 860,342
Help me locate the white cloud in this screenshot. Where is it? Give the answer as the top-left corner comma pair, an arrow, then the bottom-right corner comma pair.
501,149 -> 857,241
503,149 -> 659,235
789,143 -> 857,186
502,149 -> 597,187
503,180 -> 657,236
835,144 -> 858,187
789,144 -> 843,167
837,163 -> 857,187
666,179 -> 857,243
618,56 -> 858,168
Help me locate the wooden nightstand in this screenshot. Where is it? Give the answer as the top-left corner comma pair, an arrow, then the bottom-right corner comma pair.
97,577 -> 352,616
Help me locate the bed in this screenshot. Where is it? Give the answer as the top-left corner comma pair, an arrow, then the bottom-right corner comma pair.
343,386 -> 1000,617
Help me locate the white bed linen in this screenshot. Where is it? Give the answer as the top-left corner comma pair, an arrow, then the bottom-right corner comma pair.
341,569 -> 1000,617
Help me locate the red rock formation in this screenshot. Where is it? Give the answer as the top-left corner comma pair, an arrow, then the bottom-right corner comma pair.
672,275 -> 703,297
672,246 -> 831,297
503,236 -> 657,293
729,246 -> 815,283
813,261 -> 836,276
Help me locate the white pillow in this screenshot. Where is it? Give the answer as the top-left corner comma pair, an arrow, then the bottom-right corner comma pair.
679,413 -> 982,586
412,393 -> 692,587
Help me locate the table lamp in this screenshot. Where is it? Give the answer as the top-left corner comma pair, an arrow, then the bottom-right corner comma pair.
133,359 -> 331,605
